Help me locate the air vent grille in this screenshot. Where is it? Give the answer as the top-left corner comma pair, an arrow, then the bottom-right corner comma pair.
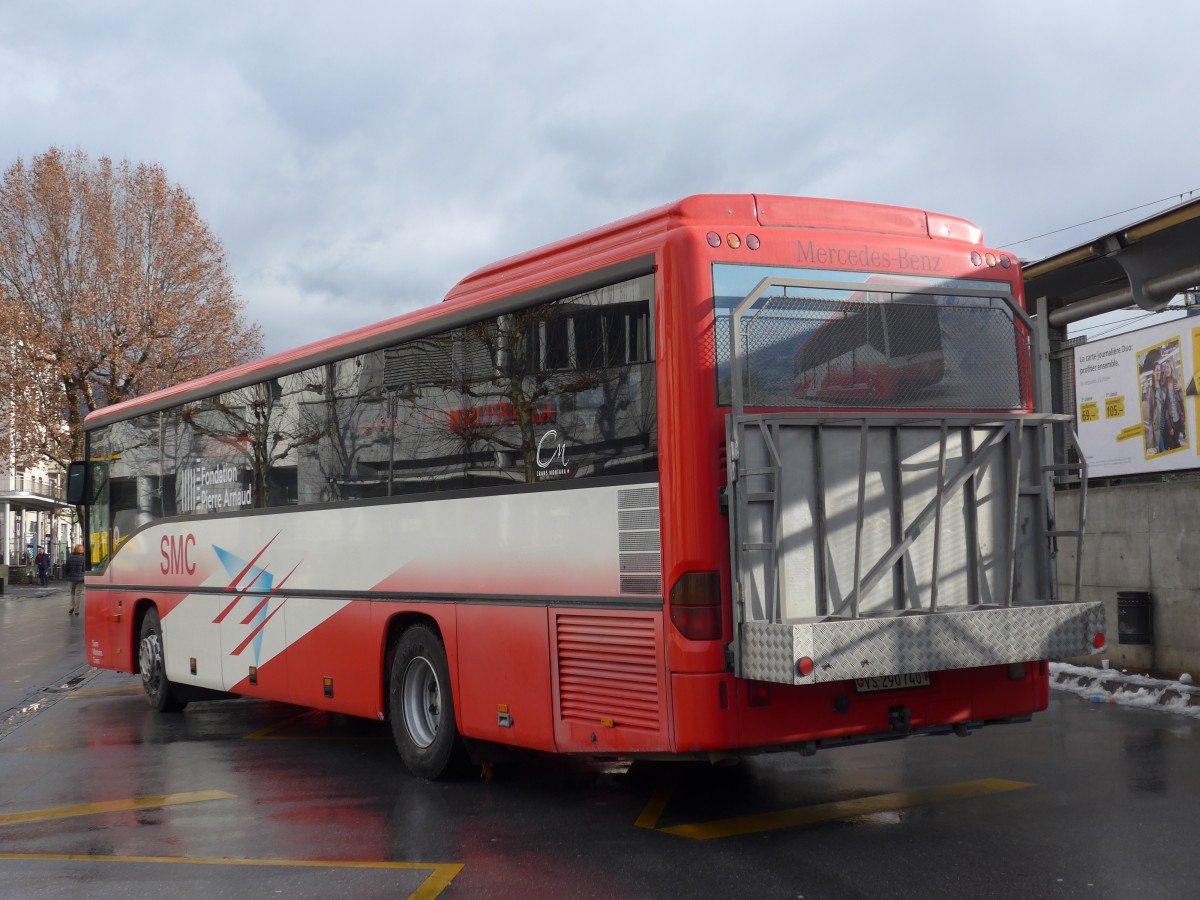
556,613 -> 660,732
618,485 -> 660,595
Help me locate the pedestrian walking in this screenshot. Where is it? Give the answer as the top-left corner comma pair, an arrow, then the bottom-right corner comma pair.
35,548 -> 50,586
65,544 -> 86,616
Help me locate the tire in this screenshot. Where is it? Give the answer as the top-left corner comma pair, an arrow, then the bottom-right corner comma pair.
389,625 -> 466,779
138,608 -> 188,713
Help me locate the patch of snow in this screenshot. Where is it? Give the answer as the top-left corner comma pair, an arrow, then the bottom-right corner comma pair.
1050,662 -> 1200,720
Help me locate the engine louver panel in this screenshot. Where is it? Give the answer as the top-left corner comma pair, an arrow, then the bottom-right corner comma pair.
555,613 -> 661,733
618,486 -> 661,596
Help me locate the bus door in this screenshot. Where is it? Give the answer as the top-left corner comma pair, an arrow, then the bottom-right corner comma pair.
72,454 -> 119,668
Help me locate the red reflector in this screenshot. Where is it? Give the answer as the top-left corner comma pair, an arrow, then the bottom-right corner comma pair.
1094,632 -> 1106,649
797,657 -> 815,677
747,683 -> 770,708
669,572 -> 722,641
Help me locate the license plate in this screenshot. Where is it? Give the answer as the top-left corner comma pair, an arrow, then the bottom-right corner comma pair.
854,673 -> 931,693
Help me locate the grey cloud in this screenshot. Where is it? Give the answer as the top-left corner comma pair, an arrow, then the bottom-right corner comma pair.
3,1 -> 1199,355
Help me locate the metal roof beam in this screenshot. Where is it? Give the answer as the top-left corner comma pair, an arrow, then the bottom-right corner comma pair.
1045,262 -> 1200,327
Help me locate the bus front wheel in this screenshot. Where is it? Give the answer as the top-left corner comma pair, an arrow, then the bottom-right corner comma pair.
138,608 -> 188,713
389,625 -> 466,779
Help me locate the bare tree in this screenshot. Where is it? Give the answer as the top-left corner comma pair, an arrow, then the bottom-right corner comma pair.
0,147 -> 263,467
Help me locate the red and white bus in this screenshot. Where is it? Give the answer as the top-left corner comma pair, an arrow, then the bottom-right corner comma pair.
69,194 -> 1104,779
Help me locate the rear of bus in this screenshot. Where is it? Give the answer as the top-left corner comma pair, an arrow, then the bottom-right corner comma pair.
656,195 -> 1104,756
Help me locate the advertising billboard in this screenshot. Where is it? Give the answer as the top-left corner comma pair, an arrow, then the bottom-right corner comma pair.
1073,316 -> 1200,478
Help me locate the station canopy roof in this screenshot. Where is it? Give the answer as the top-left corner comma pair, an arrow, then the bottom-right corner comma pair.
0,490 -> 73,515
1022,196 -> 1200,329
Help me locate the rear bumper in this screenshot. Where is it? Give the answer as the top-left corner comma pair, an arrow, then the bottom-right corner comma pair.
740,602 -> 1106,685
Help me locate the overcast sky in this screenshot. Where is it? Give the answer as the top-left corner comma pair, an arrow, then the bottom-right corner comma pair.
3,1 -> 1198,357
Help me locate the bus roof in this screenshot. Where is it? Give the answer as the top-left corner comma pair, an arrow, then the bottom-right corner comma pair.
445,194 -> 982,305
84,193 -> 985,428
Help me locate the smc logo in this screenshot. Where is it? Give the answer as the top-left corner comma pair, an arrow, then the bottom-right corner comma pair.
161,534 -> 197,575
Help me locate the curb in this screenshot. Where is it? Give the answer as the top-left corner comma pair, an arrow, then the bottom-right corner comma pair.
1050,662 -> 1200,716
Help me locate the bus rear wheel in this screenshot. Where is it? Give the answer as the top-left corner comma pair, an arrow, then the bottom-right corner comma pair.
389,625 -> 466,779
138,608 -> 188,713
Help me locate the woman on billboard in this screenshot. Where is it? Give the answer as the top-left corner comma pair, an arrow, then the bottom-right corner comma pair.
1161,359 -> 1187,449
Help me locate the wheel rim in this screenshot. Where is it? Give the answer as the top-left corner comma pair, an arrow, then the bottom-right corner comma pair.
140,632 -> 164,697
402,655 -> 441,748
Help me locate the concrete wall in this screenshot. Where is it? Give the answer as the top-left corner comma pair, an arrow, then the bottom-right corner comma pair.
1055,481 -> 1200,677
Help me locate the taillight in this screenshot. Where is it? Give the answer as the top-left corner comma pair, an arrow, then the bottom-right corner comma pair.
669,572 -> 723,641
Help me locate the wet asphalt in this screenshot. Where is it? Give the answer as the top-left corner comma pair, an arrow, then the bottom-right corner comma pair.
0,582 -> 91,722
2,584 -> 1199,898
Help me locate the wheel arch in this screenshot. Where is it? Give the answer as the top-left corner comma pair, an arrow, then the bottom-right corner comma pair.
381,611 -> 458,725
130,598 -> 159,676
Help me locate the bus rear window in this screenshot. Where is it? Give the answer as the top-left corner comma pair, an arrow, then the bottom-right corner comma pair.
713,266 -> 1027,410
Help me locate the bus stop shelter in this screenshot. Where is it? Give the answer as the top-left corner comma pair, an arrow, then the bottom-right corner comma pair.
0,490 -> 75,589
1023,196 -> 1200,437
1023,195 -> 1200,674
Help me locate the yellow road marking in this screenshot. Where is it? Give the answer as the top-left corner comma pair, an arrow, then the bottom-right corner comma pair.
66,685 -> 141,698
244,709 -> 319,740
244,709 -> 387,741
634,774 -> 678,830
0,854 -> 463,899
0,790 -> 235,827
652,778 -> 1034,840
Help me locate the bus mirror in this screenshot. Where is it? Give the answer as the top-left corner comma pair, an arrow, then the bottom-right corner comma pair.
66,461 -> 88,505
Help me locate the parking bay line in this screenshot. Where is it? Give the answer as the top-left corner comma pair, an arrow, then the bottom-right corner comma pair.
243,709 -> 390,741
66,685 -> 142,698
0,854 -> 463,899
0,789 -> 463,899
0,790 -> 236,827
641,777 -> 1035,840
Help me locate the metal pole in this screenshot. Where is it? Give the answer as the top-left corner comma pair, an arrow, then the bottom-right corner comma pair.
929,421 -> 948,613
852,420 -> 868,619
1035,296 -> 1059,603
